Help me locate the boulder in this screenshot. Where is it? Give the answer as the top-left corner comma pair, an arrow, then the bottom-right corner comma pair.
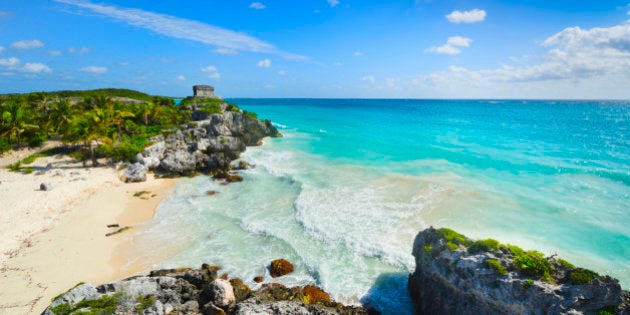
121,163 -> 147,183
39,183 -> 52,191
270,259 -> 294,278
160,151 -> 197,175
206,279 -> 236,309
229,278 -> 251,302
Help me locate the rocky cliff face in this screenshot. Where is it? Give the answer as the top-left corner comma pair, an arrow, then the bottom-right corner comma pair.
121,103 -> 281,182
42,264 -> 367,315
408,227 -> 630,315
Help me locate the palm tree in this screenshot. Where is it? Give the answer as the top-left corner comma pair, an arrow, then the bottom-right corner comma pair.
107,100 -> 135,143
1,101 -> 26,145
63,110 -> 107,167
47,99 -> 75,135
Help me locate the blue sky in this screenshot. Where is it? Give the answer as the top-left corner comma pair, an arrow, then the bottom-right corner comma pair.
1,0 -> 629,98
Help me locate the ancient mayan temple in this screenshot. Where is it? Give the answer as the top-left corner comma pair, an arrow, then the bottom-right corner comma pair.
193,85 -> 215,98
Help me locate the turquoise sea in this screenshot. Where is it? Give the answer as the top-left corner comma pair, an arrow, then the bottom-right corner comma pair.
132,99 -> 629,313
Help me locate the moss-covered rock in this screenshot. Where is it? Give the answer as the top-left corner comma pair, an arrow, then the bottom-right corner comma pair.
301,285 -> 331,305
270,258 -> 294,278
229,278 -> 252,302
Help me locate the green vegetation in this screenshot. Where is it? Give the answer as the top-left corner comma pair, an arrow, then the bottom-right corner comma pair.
596,305 -> 617,315
0,139 -> 10,154
0,89 -> 191,165
436,228 -> 473,251
0,89 -> 264,165
244,110 -> 258,119
486,259 -> 507,276
507,244 -> 525,256
513,250 -> 554,282
6,161 -> 21,172
522,279 -> 534,289
22,152 -> 48,164
433,228 -> 597,284
423,245 -> 433,256
557,258 -> 576,270
468,238 -> 500,253
135,295 -> 156,313
51,282 -> 85,302
570,268 -> 600,285
48,292 -> 122,315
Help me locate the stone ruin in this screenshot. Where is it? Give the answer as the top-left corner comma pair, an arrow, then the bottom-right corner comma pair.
193,85 -> 216,98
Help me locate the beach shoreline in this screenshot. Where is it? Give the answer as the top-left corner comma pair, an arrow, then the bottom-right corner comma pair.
0,145 -> 176,314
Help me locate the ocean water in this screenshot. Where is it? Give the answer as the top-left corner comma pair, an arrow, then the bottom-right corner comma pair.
132,99 -> 629,313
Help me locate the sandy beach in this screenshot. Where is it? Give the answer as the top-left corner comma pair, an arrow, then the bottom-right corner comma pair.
0,144 -> 175,314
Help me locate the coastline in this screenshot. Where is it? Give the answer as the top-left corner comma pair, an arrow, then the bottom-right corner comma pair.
0,146 -> 176,314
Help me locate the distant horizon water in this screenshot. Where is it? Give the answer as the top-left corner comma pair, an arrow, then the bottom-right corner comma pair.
130,99 -> 629,314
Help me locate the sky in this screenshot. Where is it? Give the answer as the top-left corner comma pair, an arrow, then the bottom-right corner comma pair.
1,0 -> 630,99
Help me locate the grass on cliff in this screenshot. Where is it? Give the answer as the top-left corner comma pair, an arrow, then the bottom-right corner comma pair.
570,268 -> 600,285
435,227 -> 602,285
135,295 -> 156,313
49,292 -> 122,315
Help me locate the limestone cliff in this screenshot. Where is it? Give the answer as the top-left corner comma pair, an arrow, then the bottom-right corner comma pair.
121,100 -> 281,182
408,227 -> 630,315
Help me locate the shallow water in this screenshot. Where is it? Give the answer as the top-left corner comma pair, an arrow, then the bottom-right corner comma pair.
133,99 -> 629,313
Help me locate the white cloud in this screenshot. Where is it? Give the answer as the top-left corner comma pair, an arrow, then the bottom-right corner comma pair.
446,9 -> 486,24
354,51 -> 363,56
119,61 -> 130,66
214,48 -> 238,55
0,11 -> 12,19
385,77 -> 401,90
447,36 -> 472,47
21,63 -> 52,74
0,57 -> 20,67
201,65 -> 221,79
176,75 -> 186,81
201,65 -> 217,72
48,50 -> 63,56
412,22 -> 630,98
0,46 -> 3,54
428,45 -> 461,55
66,47 -> 92,54
328,0 -> 340,7
427,36 -> 472,55
278,70 -> 286,76
10,40 -> 44,50
80,66 -> 108,74
249,2 -> 266,10
258,59 -> 271,68
361,75 -> 376,84
55,0 -> 305,59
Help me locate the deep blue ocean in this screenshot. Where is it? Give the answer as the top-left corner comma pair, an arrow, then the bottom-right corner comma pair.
133,99 -> 629,313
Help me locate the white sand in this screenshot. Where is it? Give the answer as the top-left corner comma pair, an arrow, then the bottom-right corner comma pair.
0,144 -> 175,314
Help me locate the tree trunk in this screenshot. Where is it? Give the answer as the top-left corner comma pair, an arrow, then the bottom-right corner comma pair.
90,142 -> 98,167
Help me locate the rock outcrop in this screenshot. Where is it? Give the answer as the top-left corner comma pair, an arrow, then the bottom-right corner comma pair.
121,100 -> 281,182
43,264 -> 367,315
408,227 -> 630,315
